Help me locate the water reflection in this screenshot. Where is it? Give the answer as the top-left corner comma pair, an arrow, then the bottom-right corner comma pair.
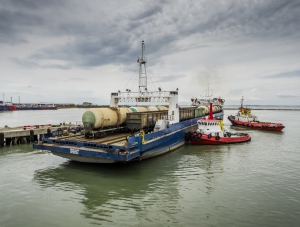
33,152 -> 184,225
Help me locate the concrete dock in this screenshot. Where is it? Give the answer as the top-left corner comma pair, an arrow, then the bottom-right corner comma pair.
0,123 -> 83,146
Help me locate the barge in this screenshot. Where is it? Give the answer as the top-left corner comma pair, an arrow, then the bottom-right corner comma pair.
33,41 -> 224,163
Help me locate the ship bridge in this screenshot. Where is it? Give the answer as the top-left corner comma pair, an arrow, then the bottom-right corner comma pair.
110,90 -> 179,122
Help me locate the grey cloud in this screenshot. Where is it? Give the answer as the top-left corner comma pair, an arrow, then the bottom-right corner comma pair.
157,74 -> 185,83
11,57 -> 72,70
4,0 -> 300,69
5,0 -> 62,10
278,93 -> 300,98
131,4 -> 163,21
0,8 -> 44,44
265,70 -> 300,78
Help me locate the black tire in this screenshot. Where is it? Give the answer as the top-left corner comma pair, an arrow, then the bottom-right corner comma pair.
216,136 -> 220,140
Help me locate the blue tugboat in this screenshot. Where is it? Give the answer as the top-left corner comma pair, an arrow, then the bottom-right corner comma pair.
33,41 -> 224,163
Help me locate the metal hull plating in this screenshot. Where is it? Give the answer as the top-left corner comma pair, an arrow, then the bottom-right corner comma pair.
190,134 -> 251,145
34,112 -> 224,163
228,115 -> 285,131
0,105 -> 16,111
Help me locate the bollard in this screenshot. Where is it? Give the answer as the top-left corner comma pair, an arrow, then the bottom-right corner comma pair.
0,133 -> 4,147
30,130 -> 35,143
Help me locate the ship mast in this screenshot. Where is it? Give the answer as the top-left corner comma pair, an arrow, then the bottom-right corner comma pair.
240,96 -> 244,108
110,41 -> 179,122
138,40 -> 147,92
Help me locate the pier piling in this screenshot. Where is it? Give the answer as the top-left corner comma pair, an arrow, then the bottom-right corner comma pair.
0,133 -> 4,146
30,130 -> 34,143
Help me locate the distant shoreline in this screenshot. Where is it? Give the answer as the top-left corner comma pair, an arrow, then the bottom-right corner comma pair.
224,108 -> 300,111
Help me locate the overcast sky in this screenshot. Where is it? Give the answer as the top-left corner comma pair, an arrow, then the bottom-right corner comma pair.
1,0 -> 300,106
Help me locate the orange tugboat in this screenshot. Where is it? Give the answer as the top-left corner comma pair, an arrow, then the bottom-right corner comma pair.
186,103 -> 251,145
228,97 -> 285,131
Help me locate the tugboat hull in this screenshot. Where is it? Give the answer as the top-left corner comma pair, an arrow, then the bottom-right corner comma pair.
189,132 -> 251,145
228,115 -> 285,131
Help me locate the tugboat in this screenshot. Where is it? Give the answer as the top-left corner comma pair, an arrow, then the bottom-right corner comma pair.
186,103 -> 251,145
228,97 -> 285,131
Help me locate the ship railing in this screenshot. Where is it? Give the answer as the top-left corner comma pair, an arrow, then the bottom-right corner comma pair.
159,115 -> 174,121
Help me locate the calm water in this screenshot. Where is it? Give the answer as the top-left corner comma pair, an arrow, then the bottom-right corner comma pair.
0,109 -> 300,227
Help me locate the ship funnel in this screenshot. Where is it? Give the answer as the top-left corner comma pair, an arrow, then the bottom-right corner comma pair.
209,103 -> 213,120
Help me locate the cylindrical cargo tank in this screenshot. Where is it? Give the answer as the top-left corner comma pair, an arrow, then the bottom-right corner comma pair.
157,106 -> 168,111
204,106 -> 209,114
146,106 -> 159,111
82,107 -> 132,131
129,106 -> 148,112
213,106 -> 218,113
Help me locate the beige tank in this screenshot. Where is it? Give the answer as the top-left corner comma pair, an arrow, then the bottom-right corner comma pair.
146,106 -> 159,111
157,105 -> 169,111
129,106 -> 148,112
118,107 -> 133,124
213,106 -> 218,113
82,107 -> 132,130
204,106 -> 209,114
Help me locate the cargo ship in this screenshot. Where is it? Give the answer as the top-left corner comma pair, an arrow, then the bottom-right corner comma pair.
15,104 -> 57,110
0,101 -> 57,111
228,97 -> 285,131
0,101 -> 16,111
33,41 -> 224,163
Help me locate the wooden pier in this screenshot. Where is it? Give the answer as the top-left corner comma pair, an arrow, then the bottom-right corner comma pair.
0,123 -> 83,147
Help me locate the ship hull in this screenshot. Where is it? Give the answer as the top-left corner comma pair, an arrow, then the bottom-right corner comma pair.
34,112 -> 224,163
15,106 -> 57,110
0,105 -> 16,111
228,115 -> 284,131
190,134 -> 251,145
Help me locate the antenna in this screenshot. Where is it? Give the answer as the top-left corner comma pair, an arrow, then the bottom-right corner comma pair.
138,40 -> 147,92
241,96 -> 244,108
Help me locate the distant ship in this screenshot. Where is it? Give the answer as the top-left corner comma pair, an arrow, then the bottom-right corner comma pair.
0,99 -> 57,111
0,101 -> 16,111
15,104 -> 57,110
228,97 -> 285,131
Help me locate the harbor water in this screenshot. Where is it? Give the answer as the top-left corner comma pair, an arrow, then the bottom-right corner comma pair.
0,109 -> 299,226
